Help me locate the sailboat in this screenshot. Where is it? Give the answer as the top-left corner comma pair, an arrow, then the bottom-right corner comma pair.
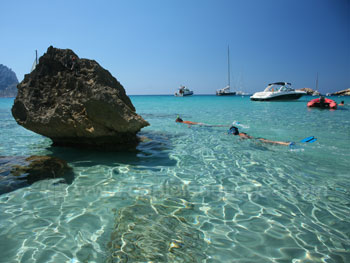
312,72 -> 320,96
216,46 -> 236,96
235,72 -> 251,96
30,50 -> 38,72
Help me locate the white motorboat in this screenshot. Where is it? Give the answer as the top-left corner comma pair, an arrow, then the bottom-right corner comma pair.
175,85 -> 193,97
250,82 -> 306,101
216,46 -> 236,96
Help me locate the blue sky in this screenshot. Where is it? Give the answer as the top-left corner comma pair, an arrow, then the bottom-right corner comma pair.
1,0 -> 349,94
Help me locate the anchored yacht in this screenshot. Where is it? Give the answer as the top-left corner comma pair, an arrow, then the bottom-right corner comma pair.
216,46 -> 236,96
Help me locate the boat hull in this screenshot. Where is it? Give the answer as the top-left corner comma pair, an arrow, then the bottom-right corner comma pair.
216,92 -> 236,96
250,93 -> 304,101
175,92 -> 193,97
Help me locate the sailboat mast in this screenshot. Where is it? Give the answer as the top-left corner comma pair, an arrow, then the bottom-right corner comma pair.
315,72 -> 318,92
227,45 -> 230,87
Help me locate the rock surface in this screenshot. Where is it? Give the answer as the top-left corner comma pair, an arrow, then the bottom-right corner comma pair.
298,88 -> 317,95
0,155 -> 72,194
12,46 -> 149,149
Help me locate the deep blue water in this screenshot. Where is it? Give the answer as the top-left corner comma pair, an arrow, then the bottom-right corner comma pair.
0,95 -> 349,262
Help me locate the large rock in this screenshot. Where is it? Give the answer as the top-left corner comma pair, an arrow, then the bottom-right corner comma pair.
12,46 -> 149,150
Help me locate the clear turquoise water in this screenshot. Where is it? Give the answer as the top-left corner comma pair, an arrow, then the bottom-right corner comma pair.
0,96 -> 349,262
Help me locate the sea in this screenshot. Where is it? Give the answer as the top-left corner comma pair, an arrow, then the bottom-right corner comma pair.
0,95 -> 349,263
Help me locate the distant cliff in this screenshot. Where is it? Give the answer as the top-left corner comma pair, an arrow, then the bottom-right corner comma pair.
332,89 -> 350,96
298,88 -> 320,95
0,64 -> 18,97
298,87 -> 350,96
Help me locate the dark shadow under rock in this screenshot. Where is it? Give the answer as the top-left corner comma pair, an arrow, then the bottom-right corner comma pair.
0,155 -> 73,195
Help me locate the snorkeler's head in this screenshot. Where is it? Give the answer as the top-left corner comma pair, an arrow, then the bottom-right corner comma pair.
228,126 -> 239,135
176,115 -> 183,122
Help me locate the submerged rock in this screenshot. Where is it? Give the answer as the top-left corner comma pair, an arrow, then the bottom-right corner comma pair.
12,46 -> 149,150
108,196 -> 208,263
0,155 -> 72,194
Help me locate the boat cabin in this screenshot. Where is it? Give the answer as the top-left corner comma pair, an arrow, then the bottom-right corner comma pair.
264,82 -> 293,93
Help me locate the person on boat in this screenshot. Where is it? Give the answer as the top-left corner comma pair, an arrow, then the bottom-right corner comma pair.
228,126 -> 291,146
319,96 -> 326,107
339,101 -> 344,106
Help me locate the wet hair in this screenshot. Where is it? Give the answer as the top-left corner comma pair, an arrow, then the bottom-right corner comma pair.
176,117 -> 183,122
228,126 -> 239,135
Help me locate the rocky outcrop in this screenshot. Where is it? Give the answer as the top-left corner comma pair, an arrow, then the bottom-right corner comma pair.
332,88 -> 350,96
0,64 -> 18,97
0,155 -> 72,194
12,46 -> 149,150
298,88 -> 317,95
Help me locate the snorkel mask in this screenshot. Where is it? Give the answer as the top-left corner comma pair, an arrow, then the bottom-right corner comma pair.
228,126 -> 239,135
176,115 -> 183,122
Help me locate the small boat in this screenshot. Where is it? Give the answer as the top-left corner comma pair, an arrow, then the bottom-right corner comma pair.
216,46 -> 236,96
307,96 -> 337,109
175,85 -> 193,97
250,82 -> 306,101
235,73 -> 251,96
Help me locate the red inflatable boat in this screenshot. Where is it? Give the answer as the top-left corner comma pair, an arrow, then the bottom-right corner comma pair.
307,97 -> 337,109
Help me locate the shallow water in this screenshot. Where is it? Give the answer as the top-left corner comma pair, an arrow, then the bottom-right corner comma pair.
0,96 -> 349,262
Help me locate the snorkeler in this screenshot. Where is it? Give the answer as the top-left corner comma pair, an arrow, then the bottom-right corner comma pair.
175,116 -> 228,127
339,101 -> 344,106
175,116 -> 205,125
228,126 -> 291,146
